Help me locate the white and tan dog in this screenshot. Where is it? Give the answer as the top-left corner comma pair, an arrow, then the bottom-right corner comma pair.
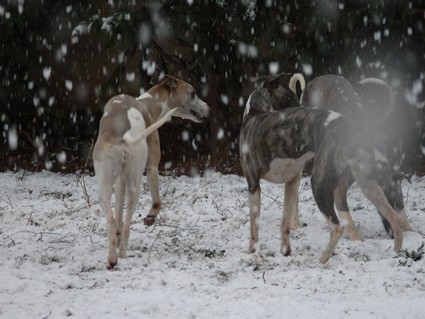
93,75 -> 209,269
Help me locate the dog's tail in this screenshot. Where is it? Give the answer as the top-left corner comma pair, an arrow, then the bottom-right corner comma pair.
289,73 -> 306,95
122,108 -> 177,145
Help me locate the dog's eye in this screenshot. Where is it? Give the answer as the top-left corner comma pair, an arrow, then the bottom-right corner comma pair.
190,90 -> 196,99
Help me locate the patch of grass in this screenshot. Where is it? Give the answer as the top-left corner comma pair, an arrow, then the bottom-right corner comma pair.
397,242 -> 424,267
195,248 -> 225,258
349,252 -> 370,263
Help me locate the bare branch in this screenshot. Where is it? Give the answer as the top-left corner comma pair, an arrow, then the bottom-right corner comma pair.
148,230 -> 163,264
151,38 -> 199,84
0,194 -> 13,209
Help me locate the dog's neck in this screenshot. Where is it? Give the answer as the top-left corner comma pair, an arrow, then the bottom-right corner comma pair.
136,85 -> 171,121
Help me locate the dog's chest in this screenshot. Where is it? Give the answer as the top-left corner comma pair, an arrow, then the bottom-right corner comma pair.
262,151 -> 315,183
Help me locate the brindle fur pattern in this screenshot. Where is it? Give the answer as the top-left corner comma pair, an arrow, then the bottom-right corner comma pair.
240,76 -> 406,263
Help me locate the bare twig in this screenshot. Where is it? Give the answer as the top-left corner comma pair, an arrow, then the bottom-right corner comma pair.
8,230 -> 75,244
48,232 -> 76,244
0,194 -> 13,209
19,170 -> 28,181
264,196 -> 279,211
79,139 -> 94,207
415,227 -> 425,238
26,211 -> 33,226
61,202 -> 90,215
36,231 -> 43,242
148,230 -> 163,263
151,38 -> 199,84
1,235 -> 16,247
261,191 -> 283,206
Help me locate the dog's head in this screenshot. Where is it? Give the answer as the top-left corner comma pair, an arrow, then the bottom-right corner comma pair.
376,167 -> 409,238
244,73 -> 303,117
359,146 -> 405,212
356,78 -> 395,124
377,169 -> 405,213
159,75 -> 210,123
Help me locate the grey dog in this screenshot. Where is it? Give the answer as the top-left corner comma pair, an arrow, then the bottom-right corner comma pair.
239,73 -> 407,263
301,74 -> 411,238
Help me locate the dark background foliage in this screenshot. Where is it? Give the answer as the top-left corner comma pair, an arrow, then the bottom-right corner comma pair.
1,0 -> 424,175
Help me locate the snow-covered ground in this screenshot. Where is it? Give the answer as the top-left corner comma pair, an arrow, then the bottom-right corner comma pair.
0,170 -> 424,319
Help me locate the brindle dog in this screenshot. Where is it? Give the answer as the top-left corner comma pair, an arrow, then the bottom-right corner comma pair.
239,74 -> 406,263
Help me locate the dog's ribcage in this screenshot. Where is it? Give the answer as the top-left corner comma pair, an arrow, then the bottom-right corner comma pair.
239,107 -> 362,191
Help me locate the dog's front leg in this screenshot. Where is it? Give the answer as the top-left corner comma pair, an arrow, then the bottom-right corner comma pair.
248,187 -> 261,253
311,173 -> 343,263
145,132 -> 161,226
287,153 -> 314,228
145,166 -> 160,226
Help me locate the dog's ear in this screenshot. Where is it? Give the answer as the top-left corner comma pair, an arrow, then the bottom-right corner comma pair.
263,78 -> 279,90
149,76 -> 159,85
251,72 -> 291,88
162,75 -> 178,89
250,75 -> 270,88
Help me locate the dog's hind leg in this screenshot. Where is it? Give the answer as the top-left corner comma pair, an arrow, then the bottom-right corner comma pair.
144,132 -> 161,226
351,168 -> 403,252
311,174 -> 343,263
96,168 -> 119,269
248,187 -> 261,253
119,148 -> 146,258
280,175 -> 301,256
289,173 -> 302,229
118,185 -> 139,258
115,177 -> 126,248
334,174 -> 364,241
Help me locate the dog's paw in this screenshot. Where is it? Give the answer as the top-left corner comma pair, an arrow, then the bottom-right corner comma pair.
280,246 -> 291,257
144,215 -> 156,226
107,258 -> 117,270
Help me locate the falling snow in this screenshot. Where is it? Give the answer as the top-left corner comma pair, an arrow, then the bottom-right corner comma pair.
42,66 -> 52,81
7,126 -> 18,150
269,62 -> 279,74
65,80 -> 73,91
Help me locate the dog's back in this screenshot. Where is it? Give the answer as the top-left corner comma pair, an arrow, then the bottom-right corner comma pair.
94,95 -> 148,177
95,94 -> 147,145
301,74 -> 368,123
